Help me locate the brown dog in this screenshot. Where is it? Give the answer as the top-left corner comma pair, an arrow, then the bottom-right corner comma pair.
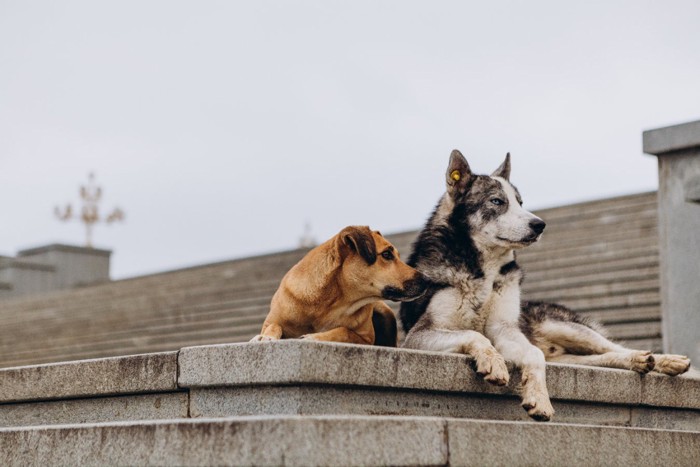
250,226 -> 427,346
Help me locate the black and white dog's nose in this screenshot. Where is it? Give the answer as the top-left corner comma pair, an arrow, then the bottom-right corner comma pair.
529,219 -> 546,235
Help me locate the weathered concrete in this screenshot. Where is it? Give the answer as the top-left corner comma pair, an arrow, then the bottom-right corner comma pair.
1,341 -> 697,431
0,416 -> 448,467
1,415 -> 698,466
643,119 -> 700,154
0,351 -> 178,403
0,392 -> 187,428
179,341 -> 700,429
178,341 -> 642,405
448,418 -> 700,466
641,370 -> 700,409
17,243 -> 112,289
179,340 -> 508,394
644,119 -> 700,363
182,342 -> 671,397
631,406 -> 700,432
189,385 -> 636,427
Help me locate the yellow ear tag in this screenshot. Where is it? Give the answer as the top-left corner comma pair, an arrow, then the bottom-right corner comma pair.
450,170 -> 461,182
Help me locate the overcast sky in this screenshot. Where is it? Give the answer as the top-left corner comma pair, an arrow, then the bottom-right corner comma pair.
2,1 -> 699,279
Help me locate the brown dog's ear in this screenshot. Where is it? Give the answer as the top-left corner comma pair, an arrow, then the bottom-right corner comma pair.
446,149 -> 473,197
340,226 -> 377,265
491,152 -> 511,180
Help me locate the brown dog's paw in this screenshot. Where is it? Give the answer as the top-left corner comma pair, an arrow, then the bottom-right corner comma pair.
629,351 -> 655,374
653,354 -> 691,376
249,334 -> 279,343
299,334 -> 319,341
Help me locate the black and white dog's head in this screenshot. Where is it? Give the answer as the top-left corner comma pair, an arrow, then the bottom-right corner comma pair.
442,149 -> 545,250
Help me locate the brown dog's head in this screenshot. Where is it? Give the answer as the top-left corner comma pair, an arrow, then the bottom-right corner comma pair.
338,226 -> 427,302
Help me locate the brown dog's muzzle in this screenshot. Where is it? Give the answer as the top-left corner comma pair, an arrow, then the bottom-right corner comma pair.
381,273 -> 428,302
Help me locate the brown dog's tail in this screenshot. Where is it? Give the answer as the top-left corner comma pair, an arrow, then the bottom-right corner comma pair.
372,303 -> 398,347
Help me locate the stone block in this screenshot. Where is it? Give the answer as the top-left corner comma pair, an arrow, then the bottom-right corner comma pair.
179,341 -> 642,406
0,352 -> 178,403
643,120 -> 700,155
631,406 -> 700,431
0,416 -> 448,466
0,393 -> 187,428
641,370 -> 700,409
190,386 -> 525,420
545,362 -> 640,404
447,418 -> 700,466
179,340 -> 511,395
189,386 -> 634,428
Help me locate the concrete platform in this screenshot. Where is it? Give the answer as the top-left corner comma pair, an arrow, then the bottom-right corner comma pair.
179,341 -> 700,430
1,415 -> 698,466
0,351 -> 178,403
2,341 -> 698,431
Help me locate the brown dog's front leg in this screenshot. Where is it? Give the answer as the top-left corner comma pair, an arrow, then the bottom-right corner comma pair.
301,327 -> 373,345
250,322 -> 284,342
372,302 -> 398,347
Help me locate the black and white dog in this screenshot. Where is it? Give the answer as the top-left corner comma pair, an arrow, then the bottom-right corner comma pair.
401,150 -> 690,422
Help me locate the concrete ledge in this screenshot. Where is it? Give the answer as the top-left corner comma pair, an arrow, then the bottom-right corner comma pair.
179,341 -> 659,406
642,370 -> 700,409
3,341 -> 699,431
1,415 -> 698,466
643,120 -> 700,155
189,385 -> 638,427
0,393 -> 187,428
447,418 -> 700,466
0,352 -> 178,403
17,244 -> 112,258
0,416 -> 448,467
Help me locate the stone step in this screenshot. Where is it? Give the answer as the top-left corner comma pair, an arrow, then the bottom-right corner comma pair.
0,280 -> 279,326
537,206 -> 657,232
0,299 -> 269,347
0,322 -> 263,369
522,227 -> 657,255
518,236 -> 658,265
523,267 -> 659,296
2,342 -> 699,432
2,414 -> 698,467
533,217 -> 658,245
519,243 -> 658,270
530,191 -> 656,221
179,341 -> 699,431
524,279 -> 659,306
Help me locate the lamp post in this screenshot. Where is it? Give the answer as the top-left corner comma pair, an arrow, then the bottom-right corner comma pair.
55,172 -> 125,248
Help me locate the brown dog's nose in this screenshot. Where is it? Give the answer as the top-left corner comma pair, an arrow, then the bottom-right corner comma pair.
381,273 -> 429,302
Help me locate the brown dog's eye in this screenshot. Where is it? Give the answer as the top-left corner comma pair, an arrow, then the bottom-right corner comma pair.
381,250 -> 394,261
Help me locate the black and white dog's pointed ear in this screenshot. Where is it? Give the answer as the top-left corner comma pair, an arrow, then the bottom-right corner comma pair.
491,153 -> 511,181
446,149 -> 472,197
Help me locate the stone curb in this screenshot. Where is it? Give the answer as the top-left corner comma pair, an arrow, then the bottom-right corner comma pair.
1,415 -> 698,466
0,351 -> 179,403
178,340 -> 700,409
3,341 -> 699,412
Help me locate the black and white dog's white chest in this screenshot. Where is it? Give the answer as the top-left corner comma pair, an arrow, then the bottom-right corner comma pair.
424,264 -> 521,333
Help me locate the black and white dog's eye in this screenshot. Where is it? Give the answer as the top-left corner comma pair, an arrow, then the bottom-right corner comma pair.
490,198 -> 505,206
381,250 -> 394,260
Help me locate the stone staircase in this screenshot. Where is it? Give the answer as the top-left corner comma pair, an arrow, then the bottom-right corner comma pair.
1,340 -> 698,465
0,192 -> 662,369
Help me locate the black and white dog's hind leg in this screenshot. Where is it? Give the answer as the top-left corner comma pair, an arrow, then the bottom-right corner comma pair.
522,301 -> 691,376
